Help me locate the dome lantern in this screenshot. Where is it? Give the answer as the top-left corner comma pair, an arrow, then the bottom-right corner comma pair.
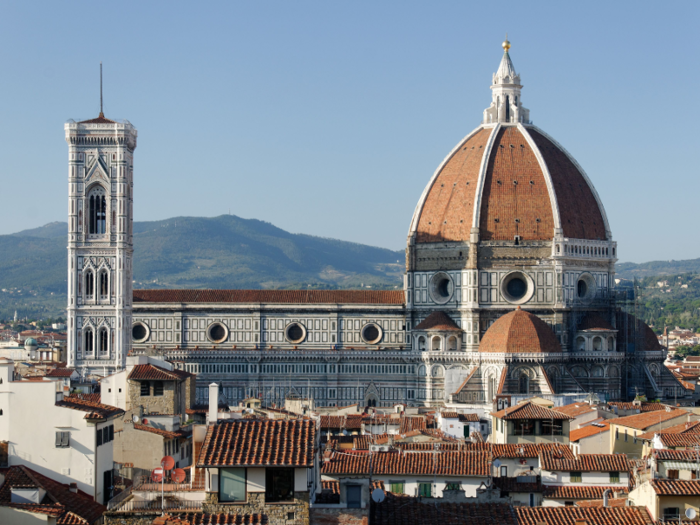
484,38 -> 530,125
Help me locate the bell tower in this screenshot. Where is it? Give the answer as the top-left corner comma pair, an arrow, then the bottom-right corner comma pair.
65,84 -> 137,374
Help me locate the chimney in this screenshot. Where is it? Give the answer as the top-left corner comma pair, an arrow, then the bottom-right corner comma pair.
208,383 -> 219,424
69,483 -> 78,493
602,488 -> 611,507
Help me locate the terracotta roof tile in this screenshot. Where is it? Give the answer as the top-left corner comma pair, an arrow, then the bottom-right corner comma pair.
133,423 -> 188,440
480,309 -> 561,353
492,401 -> 572,420
607,402 -> 671,413
516,505 -> 654,525
651,479 -> 700,495
127,364 -> 193,381
570,422 -> 610,442
66,393 -> 101,404
55,397 -> 124,420
197,420 -> 315,467
554,403 -> 597,418
575,498 -> 627,508
609,408 -> 687,430
459,413 -> 480,423
543,485 -> 628,499
440,411 -> 460,419
352,434 -> 387,450
414,312 -> 461,331
321,450 -> 489,476
133,289 -> 404,305
400,416 -> 427,433
658,433 -> 700,448
541,452 -> 629,472
493,443 -> 574,459
527,128 -> 607,240
653,449 -> 700,461
0,466 -> 105,524
637,420 -> 700,440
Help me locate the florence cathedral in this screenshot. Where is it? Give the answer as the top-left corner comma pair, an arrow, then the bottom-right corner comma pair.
64,40 -> 687,415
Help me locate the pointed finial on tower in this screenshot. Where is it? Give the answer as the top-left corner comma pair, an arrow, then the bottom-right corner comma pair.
502,34 -> 511,52
99,62 -> 104,118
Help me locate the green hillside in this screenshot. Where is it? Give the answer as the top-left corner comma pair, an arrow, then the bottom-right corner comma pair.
0,215 -> 404,320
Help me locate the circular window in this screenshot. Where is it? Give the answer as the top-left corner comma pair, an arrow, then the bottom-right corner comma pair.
132,322 -> 149,343
576,273 -> 596,303
500,272 -> 534,304
361,323 -> 382,344
285,322 -> 306,344
429,272 -> 454,304
207,322 -> 228,344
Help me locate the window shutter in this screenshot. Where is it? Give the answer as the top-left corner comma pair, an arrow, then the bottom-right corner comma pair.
97,429 -> 103,446
55,432 -> 61,447
109,425 -> 114,441
63,432 -> 70,447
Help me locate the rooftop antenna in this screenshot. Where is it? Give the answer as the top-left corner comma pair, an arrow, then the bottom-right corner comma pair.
99,62 -> 104,118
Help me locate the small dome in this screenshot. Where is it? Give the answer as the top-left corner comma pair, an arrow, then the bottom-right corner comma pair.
480,308 -> 561,353
414,312 -> 461,332
24,338 -> 38,347
578,314 -> 615,331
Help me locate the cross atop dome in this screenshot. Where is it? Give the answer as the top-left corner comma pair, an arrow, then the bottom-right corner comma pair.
483,37 -> 530,125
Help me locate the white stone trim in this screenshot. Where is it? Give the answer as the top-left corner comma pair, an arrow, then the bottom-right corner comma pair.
517,123 -> 562,235
470,124 -> 502,231
407,125 -> 485,238
527,125 -> 613,240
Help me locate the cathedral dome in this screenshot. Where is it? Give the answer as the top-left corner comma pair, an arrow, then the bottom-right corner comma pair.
409,45 -> 611,245
479,308 -> 561,353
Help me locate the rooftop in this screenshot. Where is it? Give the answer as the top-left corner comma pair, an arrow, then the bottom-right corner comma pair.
127,364 -> 193,381
55,396 -> 124,420
414,312 -> 461,332
569,422 -> 610,442
543,485 -> 628,500
197,420 -> 315,468
492,401 -> 572,421
480,309 -> 562,354
608,408 -> 688,430
540,452 -> 629,472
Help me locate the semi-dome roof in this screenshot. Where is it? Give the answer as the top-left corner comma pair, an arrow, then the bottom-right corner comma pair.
24,338 -> 38,347
479,308 -> 561,353
409,44 -> 610,244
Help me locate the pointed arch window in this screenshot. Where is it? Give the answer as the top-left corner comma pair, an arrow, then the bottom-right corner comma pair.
85,271 -> 94,299
85,328 -> 94,355
519,374 -> 529,394
99,328 -> 109,354
88,186 -> 107,234
100,271 -> 109,298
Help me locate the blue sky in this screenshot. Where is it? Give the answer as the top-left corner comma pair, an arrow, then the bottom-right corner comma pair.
0,1 -> 697,263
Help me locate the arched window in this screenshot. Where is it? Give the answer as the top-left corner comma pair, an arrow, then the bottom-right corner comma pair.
593,337 -> 602,351
608,336 -> 615,351
519,374 -> 529,394
447,336 -> 458,351
85,271 -> 94,298
418,336 -> 426,351
576,336 -> 586,351
100,271 -> 109,297
85,328 -> 94,354
431,336 -> 441,351
88,186 -> 107,234
99,328 -> 108,354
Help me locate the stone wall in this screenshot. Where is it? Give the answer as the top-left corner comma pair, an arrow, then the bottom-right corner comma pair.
113,422 -> 164,471
310,508 -> 368,525
204,491 -> 309,525
128,379 -> 178,415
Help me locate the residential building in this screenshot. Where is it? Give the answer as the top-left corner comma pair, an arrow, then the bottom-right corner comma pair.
491,401 -> 573,445
539,450 -> 629,506
629,479 -> 700,521
321,449 -> 489,498
0,358 -> 124,504
608,408 -> 695,457
0,465 -> 105,525
438,411 -> 481,439
569,422 -> 611,454
651,449 -> 700,480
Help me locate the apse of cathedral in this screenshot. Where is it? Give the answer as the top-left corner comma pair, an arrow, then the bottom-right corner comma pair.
65,40 -> 682,413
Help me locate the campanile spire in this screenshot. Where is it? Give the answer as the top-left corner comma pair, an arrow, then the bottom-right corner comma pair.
483,37 -> 530,124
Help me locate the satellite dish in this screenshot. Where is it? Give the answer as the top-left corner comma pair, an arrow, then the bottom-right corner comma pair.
686,509 -> 697,520
151,467 -> 164,482
132,414 -> 139,423
171,468 -> 186,484
493,459 -> 502,469
371,488 -> 385,503
161,456 -> 175,471
142,418 -> 149,425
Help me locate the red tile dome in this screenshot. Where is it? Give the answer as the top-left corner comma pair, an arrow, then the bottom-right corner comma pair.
410,124 -> 610,244
479,307 -> 561,353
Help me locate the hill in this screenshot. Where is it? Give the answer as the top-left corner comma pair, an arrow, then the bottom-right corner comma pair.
616,259 -> 700,279
0,215 -> 404,319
